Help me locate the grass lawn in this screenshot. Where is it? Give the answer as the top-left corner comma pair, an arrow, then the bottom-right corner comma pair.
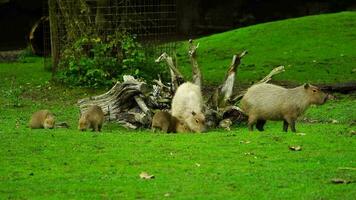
1,12 -> 356,199
176,11 -> 356,85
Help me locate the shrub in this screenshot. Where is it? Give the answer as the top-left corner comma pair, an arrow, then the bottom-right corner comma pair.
57,32 -> 167,88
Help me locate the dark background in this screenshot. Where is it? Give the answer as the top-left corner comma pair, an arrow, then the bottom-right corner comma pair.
0,0 -> 355,51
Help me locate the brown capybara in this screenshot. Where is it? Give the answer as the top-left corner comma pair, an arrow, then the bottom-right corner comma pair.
240,83 -> 329,132
78,105 -> 104,132
29,110 -> 55,129
151,111 -> 190,133
171,82 -> 206,133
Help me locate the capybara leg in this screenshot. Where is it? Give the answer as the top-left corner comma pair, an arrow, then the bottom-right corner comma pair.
290,120 -> 296,132
248,116 -> 257,131
285,117 -> 297,132
93,123 -> 99,132
283,120 -> 288,132
161,124 -> 169,133
98,124 -> 102,132
256,120 -> 266,131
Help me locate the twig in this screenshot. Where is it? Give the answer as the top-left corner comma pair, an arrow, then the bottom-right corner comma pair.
257,65 -> 285,84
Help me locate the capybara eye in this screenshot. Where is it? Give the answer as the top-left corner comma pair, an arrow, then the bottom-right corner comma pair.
313,89 -> 317,93
195,119 -> 199,123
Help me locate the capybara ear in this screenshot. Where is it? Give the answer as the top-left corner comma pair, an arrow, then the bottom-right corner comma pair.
304,83 -> 310,89
191,111 -> 196,116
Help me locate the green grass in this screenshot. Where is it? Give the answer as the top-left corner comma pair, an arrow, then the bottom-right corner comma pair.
176,11 -> 356,85
1,12 -> 356,199
1,117 -> 355,199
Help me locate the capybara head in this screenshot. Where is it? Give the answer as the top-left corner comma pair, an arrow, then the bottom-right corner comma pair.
43,115 -> 55,129
175,120 -> 191,133
186,111 -> 206,133
304,83 -> 329,105
78,115 -> 89,131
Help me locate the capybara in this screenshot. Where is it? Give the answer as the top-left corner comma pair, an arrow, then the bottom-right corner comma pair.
171,82 -> 206,133
151,110 -> 190,133
78,105 -> 104,132
29,110 -> 55,129
240,83 -> 329,132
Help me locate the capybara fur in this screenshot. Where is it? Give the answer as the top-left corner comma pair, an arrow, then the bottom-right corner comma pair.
29,110 -> 55,129
151,111 -> 190,133
171,82 -> 206,133
78,105 -> 104,132
241,83 -> 329,132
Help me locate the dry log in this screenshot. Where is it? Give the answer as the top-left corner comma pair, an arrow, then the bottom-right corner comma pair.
189,39 -> 202,88
155,53 -> 185,92
220,51 -> 248,105
208,51 -> 247,109
78,75 -> 150,121
319,82 -> 356,94
256,65 -> 285,84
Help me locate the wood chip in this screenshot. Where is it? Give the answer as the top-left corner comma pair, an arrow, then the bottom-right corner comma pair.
331,178 -> 351,184
289,146 -> 302,151
296,133 -> 306,136
139,172 -> 155,180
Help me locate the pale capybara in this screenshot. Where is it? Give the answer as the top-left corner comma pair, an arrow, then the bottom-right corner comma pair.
240,83 -> 329,132
29,110 -> 55,129
78,105 -> 104,132
151,110 -> 190,133
171,82 -> 206,133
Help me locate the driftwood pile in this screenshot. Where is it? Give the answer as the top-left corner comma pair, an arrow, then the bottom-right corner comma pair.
78,40 -> 285,130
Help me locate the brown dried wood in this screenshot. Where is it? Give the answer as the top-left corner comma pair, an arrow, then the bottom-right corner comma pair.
189,39 -> 202,88
155,52 -> 185,92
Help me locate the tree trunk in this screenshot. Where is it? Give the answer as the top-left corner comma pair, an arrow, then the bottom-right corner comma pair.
48,0 -> 59,74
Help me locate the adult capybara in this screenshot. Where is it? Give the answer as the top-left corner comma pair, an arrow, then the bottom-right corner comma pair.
240,83 -> 329,132
78,105 -> 104,132
29,110 -> 55,129
171,82 -> 206,133
151,110 -> 190,133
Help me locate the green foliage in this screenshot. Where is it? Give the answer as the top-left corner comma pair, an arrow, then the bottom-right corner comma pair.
57,32 -> 163,88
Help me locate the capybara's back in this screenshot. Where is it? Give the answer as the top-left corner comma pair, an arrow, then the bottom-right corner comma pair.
78,105 -> 104,131
241,83 -> 290,120
241,83 -> 328,132
171,82 -> 205,132
29,110 -> 55,129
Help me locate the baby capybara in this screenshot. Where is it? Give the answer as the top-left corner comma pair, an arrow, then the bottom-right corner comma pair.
151,110 -> 190,133
78,105 -> 104,132
171,82 -> 206,133
241,83 -> 329,132
29,110 -> 55,129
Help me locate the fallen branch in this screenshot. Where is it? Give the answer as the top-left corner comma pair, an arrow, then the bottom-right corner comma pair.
256,65 -> 285,84
208,51 -> 247,108
189,39 -> 202,88
231,65 -> 285,103
155,52 -> 185,92
220,51 -> 248,105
